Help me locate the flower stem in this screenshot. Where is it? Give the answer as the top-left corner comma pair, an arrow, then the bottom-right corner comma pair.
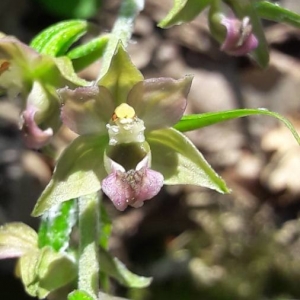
78,192 -> 100,299
97,0 -> 144,80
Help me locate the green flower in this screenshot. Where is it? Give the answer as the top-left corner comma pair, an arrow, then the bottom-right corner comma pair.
32,43 -> 228,216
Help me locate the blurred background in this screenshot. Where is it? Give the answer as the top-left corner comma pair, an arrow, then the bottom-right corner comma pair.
1,0 -> 300,299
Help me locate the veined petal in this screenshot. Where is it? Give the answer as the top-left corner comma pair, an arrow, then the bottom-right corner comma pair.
127,75 -> 193,130
147,128 -> 229,193
102,155 -> 164,211
32,134 -> 109,216
59,86 -> 115,135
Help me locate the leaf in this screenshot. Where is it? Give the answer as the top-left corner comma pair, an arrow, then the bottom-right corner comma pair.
68,290 -> 94,300
35,0 -> 102,19
147,128 -> 229,193
158,0 -> 212,28
98,42 -> 143,105
20,247 -> 76,299
100,247 -> 152,288
30,20 -> 92,56
254,1 -> 300,28
0,223 -> 38,259
67,34 -> 110,72
174,109 -> 300,145
224,0 -> 269,67
32,134 -> 108,217
38,200 -> 77,252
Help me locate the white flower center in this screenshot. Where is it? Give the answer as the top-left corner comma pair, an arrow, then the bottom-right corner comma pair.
107,103 -> 145,146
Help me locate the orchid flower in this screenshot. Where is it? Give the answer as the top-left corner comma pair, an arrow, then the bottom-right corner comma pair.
0,35 -> 86,148
32,43 -> 228,216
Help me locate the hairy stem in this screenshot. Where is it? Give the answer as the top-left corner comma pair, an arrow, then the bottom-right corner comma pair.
97,0 -> 144,80
78,193 -> 100,299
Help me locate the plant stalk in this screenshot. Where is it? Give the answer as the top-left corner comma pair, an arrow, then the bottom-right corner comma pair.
78,193 -> 100,299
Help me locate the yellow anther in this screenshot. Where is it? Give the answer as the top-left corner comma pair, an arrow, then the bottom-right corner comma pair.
113,103 -> 135,120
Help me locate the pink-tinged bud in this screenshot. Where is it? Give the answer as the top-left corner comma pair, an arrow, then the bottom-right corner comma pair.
220,16 -> 258,56
20,105 -> 53,149
102,155 -> 164,211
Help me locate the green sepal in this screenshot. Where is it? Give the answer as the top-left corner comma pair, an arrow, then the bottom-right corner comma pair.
100,247 -> 152,288
0,223 -> 37,259
30,20 -> 93,56
97,42 -> 143,105
254,1 -> 300,28
20,247 -> 76,299
32,134 -> 108,217
147,128 -> 229,193
174,109 -> 300,145
224,0 -> 269,67
38,200 -> 77,252
67,34 -> 110,72
158,0 -> 212,28
68,290 -> 94,300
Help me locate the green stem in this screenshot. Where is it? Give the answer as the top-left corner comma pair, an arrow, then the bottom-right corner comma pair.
78,193 -> 100,299
97,0 -> 144,80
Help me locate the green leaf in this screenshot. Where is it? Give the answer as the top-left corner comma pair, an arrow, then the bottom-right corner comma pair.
30,20 -> 92,56
37,247 -> 76,293
98,42 -> 143,105
147,128 -> 229,193
68,290 -> 94,300
100,247 -> 152,288
20,247 -> 76,299
174,109 -> 300,145
0,223 -> 38,259
158,0 -> 212,28
32,134 -> 108,217
38,200 -> 77,252
224,0 -> 269,67
254,1 -> 300,28
67,34 -> 110,72
35,0 -> 102,19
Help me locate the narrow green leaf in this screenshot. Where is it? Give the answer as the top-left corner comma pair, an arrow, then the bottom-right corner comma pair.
38,200 -> 77,252
32,134 -> 108,217
254,1 -> 300,28
100,247 -> 152,288
174,109 -> 300,145
0,223 -> 38,259
158,0 -> 212,28
68,290 -> 94,300
98,42 -> 143,105
67,34 -> 110,72
224,0 -> 269,67
30,20 -> 91,56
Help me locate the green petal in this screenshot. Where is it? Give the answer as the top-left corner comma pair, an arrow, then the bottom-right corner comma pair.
158,0 -> 212,28
32,134 -> 108,217
97,42 -> 143,105
147,128 -> 229,193
68,290 -> 94,300
0,223 -> 38,259
59,86 -> 114,135
127,75 -> 193,130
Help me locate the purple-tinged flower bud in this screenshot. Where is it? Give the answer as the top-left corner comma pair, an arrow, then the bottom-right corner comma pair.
102,154 -> 164,211
220,16 -> 258,56
20,105 -> 53,149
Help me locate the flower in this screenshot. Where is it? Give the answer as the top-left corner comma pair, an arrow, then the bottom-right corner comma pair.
32,43 -> 228,216
220,16 -> 258,56
0,35 -> 87,148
